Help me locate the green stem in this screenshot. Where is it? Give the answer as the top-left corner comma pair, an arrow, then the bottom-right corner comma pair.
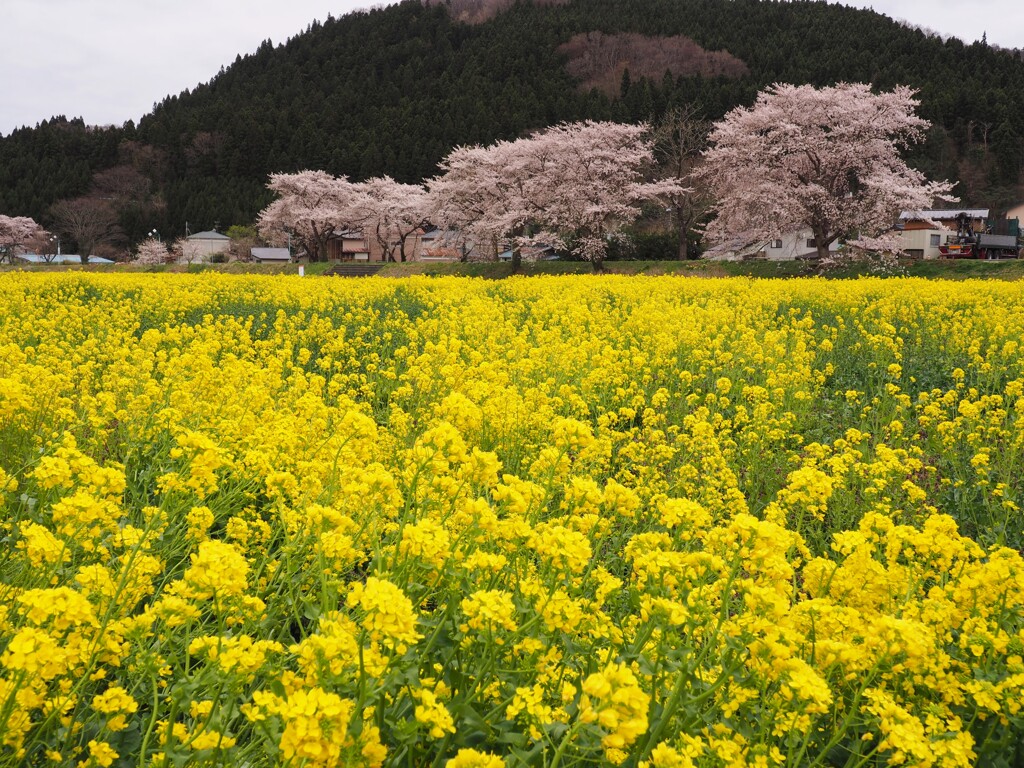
136,668 -> 162,767
548,721 -> 584,768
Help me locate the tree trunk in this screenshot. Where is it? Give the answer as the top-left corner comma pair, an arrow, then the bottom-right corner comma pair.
675,206 -> 689,260
591,255 -> 605,273
312,233 -> 329,262
815,239 -> 831,261
812,224 -> 832,262
511,246 -> 522,274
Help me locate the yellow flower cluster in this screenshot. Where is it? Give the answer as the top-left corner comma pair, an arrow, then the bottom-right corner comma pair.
579,662 -> 651,760
0,272 -> 1022,767
461,589 -> 518,634
346,576 -> 422,651
244,687 -> 384,767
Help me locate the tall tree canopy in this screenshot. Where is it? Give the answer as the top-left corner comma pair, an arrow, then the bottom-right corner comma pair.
430,121 -> 682,270
50,198 -> 121,263
353,177 -> 430,263
258,171 -> 431,262
257,171 -> 364,262
701,83 -> 956,259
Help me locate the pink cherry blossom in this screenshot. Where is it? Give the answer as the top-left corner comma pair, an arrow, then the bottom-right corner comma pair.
702,83 -> 956,260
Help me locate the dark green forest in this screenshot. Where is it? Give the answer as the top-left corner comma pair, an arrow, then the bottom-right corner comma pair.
1,0 -> 1022,250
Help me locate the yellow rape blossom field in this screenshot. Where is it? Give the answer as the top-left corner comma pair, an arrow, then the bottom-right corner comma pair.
0,272 -> 1022,768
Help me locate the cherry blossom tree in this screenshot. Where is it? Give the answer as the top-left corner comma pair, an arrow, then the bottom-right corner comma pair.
430,121 -> 684,271
134,237 -> 169,265
0,214 -> 46,263
701,83 -> 956,261
257,171 -> 364,262
530,121 -> 683,269
353,177 -> 429,262
428,142 -> 521,265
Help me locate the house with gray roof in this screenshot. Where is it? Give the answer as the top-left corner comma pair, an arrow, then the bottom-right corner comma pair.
251,247 -> 292,263
14,253 -> 114,265
186,230 -> 231,259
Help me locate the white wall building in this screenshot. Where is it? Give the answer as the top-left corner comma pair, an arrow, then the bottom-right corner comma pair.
899,228 -> 948,259
763,228 -> 842,261
186,230 -> 231,259
897,209 -> 991,259
705,228 -> 840,261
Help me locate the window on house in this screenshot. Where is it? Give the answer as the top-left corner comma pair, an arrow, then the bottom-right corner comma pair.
930,234 -> 940,247
771,239 -> 782,249
806,239 -> 816,249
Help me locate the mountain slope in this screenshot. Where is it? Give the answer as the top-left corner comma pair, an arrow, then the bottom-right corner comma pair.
1,0 -> 1022,248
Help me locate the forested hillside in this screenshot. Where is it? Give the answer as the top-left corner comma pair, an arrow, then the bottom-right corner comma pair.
1,0 -> 1022,249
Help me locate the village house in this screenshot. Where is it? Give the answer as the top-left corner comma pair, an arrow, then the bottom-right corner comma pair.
325,227 -> 472,262
186,230 -> 231,259
418,229 -> 465,261
762,228 -> 843,260
702,236 -> 769,261
704,228 -> 840,261
898,209 -> 989,259
326,229 -> 375,261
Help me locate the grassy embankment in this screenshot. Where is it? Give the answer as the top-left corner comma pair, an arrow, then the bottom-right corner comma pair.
3,258 -> 1024,279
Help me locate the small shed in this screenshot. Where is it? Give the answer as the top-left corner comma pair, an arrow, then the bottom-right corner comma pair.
251,247 -> 292,263
898,228 -> 948,259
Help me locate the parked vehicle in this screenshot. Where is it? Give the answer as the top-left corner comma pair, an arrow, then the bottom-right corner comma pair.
939,212 -> 1021,259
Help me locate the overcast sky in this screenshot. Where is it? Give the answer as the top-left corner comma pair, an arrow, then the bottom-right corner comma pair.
2,0 -> 1022,137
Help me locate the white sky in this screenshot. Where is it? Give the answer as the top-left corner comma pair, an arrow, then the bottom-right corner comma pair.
1,0 -> 1022,136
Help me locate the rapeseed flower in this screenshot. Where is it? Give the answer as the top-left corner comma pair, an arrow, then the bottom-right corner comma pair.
346,577 -> 421,650
0,273 -> 1022,767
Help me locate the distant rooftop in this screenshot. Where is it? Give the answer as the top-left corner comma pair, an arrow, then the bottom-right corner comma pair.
15,253 -> 114,264
251,247 -> 291,261
420,228 -> 460,241
900,209 -> 990,220
187,230 -> 230,240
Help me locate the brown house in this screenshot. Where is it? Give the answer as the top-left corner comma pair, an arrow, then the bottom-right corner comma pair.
418,229 -> 468,261
326,229 -> 375,261
325,228 -> 432,262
